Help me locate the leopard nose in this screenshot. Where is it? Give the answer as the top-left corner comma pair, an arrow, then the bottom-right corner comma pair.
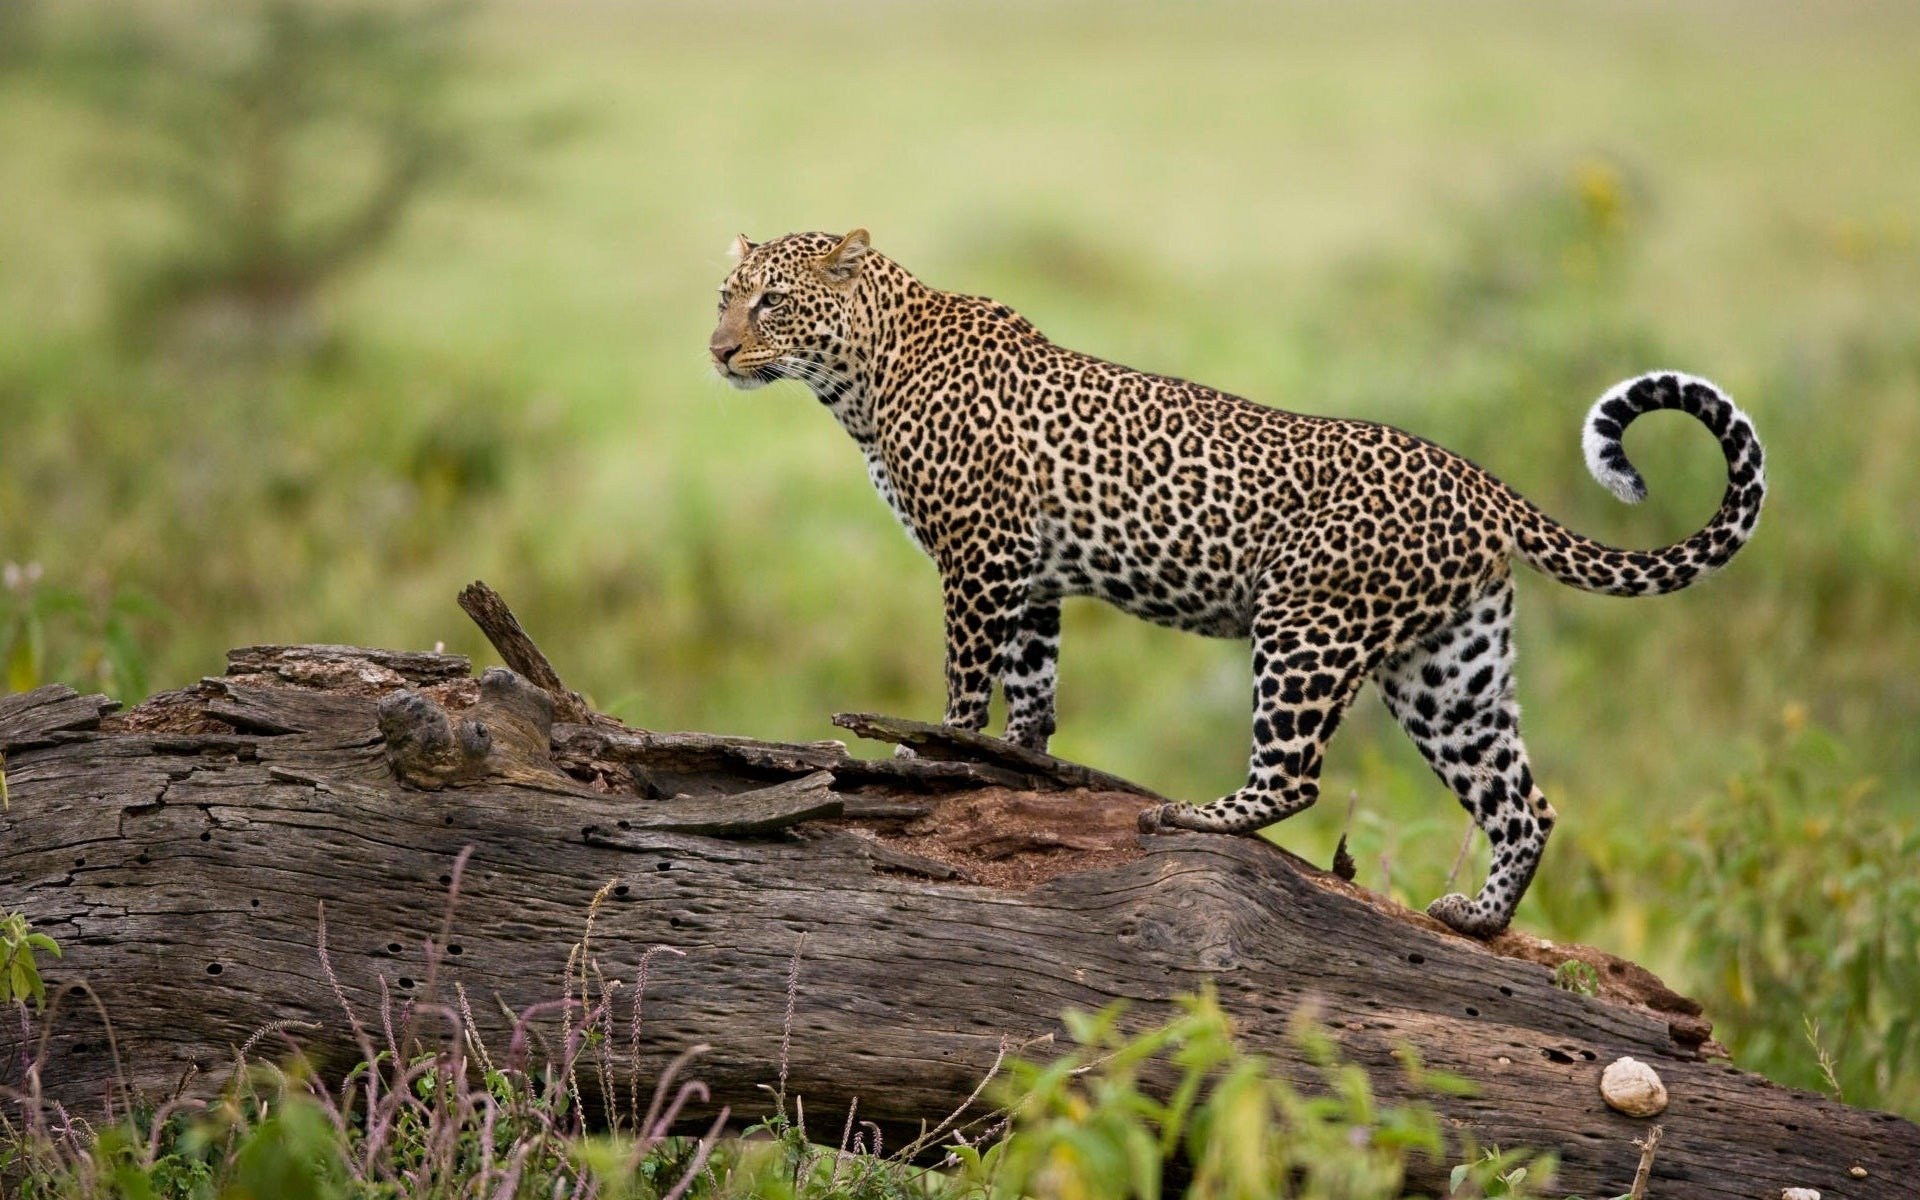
709,337 -> 740,367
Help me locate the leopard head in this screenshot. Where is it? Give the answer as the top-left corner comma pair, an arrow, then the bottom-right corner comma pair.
709,229 -> 871,391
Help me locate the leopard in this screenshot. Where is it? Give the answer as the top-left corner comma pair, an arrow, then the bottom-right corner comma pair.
707,228 -> 1765,938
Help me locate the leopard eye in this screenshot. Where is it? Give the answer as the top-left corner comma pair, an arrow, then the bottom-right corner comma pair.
758,291 -> 787,309
716,290 -> 730,311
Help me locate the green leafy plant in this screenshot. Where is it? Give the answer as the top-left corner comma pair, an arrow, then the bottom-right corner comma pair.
1,912 -> 62,1012
949,988 -> 1554,1200
1450,1147 -> 1562,1199
1552,962 -> 1599,998
1670,718 -> 1920,1112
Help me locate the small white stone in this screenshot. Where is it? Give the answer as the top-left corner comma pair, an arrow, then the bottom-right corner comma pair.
1599,1056 -> 1668,1117
1781,1188 -> 1820,1200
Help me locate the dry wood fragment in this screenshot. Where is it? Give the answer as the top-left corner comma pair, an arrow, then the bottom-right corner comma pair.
1628,1124 -> 1663,1200
457,580 -> 594,724
831,710 -> 1171,801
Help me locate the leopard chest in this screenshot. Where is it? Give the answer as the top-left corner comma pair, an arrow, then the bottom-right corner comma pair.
862,446 -> 925,552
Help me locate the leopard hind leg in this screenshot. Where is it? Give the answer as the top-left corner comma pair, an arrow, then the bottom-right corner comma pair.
1375,579 -> 1556,938
1141,595 -> 1380,835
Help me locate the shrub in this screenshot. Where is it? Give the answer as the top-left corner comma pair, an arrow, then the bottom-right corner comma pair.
1670,716 -> 1920,1110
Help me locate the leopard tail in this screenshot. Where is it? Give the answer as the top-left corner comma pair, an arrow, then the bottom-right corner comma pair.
1507,372 -> 1766,597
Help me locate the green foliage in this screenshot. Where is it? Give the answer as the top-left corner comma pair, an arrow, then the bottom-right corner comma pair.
222,1093 -> 352,1200
1667,719 -> 1920,1111
1551,962 -> 1598,998
2,562 -> 164,701
950,990 -> 1553,1200
0,912 -> 62,1011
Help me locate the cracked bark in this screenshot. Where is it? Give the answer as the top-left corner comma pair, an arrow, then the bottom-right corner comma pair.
1,593 -> 1916,1199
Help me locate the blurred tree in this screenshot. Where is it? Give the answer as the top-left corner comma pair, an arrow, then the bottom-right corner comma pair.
60,0 -> 479,351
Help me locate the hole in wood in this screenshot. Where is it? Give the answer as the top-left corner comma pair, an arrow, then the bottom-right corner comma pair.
388,942 -> 403,953
439,874 -> 452,886
200,832 -> 212,842
449,943 -> 463,955
1543,1048 -> 1574,1064
1465,1006 -> 1480,1017
1498,985 -> 1513,996
206,963 -> 222,975
614,884 -> 631,897
618,819 -> 631,830
656,861 -> 671,872
250,899 -> 260,907
1407,953 -> 1425,964
1580,1049 -> 1597,1061
74,857 -> 85,867
398,977 -> 415,989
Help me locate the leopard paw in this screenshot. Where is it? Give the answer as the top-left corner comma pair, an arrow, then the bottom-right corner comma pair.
1426,893 -> 1508,939
1137,803 -> 1182,833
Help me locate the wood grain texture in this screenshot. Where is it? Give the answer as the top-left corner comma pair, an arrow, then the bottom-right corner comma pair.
0,684 -> 119,747
2,650 -> 1914,1199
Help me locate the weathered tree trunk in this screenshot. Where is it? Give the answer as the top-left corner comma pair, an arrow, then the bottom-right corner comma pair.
2,587 -> 1915,1198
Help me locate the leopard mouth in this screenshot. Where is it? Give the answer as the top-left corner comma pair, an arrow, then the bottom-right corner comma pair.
716,358 -> 778,390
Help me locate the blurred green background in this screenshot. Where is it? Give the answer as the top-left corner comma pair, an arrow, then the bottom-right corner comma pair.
2,1 -> 1917,1113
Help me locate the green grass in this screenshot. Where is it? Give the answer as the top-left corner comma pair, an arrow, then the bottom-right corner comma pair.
2,0 -> 1917,1116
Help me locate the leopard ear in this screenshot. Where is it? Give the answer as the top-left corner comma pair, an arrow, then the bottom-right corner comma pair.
728,233 -> 754,260
820,228 -> 870,282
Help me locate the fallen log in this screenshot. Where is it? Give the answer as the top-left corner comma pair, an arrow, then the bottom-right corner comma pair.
1,586 -> 1915,1198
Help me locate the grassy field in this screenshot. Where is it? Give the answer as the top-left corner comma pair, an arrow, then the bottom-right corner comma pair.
3,0 -> 1918,1114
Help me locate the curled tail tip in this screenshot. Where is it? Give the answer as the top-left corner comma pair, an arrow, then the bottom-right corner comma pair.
1582,370 -> 1742,506
1601,470 -> 1649,506
1581,396 -> 1649,505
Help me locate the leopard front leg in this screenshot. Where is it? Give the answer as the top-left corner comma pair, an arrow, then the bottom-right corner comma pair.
1000,595 -> 1061,751
1141,599 -> 1377,836
937,558 -> 1032,734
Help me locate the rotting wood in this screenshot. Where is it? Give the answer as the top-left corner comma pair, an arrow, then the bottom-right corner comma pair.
2,589 -> 1916,1199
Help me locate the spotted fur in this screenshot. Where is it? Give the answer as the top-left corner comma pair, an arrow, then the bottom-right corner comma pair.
709,230 -> 1766,938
